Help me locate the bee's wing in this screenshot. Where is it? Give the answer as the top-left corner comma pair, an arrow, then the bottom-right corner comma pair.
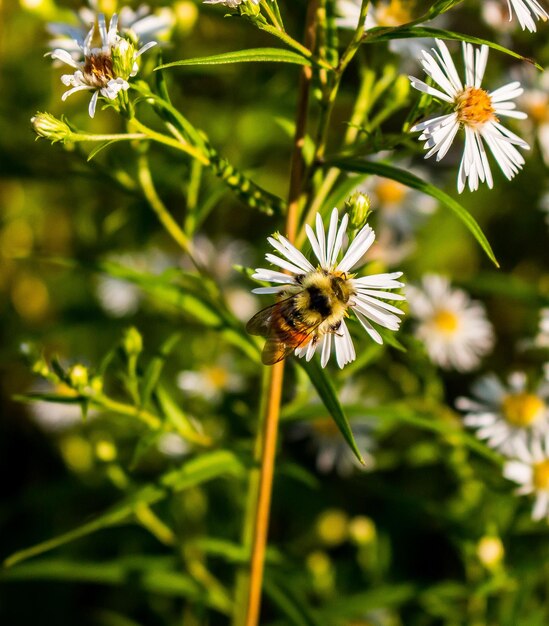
246,301 -> 280,337
247,293 -> 321,365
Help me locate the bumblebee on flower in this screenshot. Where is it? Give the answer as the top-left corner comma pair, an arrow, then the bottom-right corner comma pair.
48,13 -> 156,117
247,208 -> 406,369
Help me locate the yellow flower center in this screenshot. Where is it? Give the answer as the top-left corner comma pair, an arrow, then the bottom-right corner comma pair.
312,418 -> 339,437
501,393 -> 545,427
376,0 -> 413,26
456,87 -> 496,127
205,366 -> 229,389
526,98 -> 549,124
533,460 -> 549,491
432,309 -> 459,334
374,179 -> 407,205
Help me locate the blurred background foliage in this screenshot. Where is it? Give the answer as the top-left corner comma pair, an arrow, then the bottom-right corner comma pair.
1,0 -> 549,625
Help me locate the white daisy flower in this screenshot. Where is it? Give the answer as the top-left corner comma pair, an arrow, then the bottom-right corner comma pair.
503,436 -> 549,521
292,418 -> 376,476
518,68 -> 549,167
407,274 -> 494,371
247,208 -> 405,369
48,3 -> 174,56
505,0 -> 548,32
177,359 -> 244,404
457,372 -> 549,456
409,39 -> 529,193
49,14 -> 156,118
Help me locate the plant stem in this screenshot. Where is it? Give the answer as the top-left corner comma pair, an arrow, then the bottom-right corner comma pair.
239,4 -> 320,626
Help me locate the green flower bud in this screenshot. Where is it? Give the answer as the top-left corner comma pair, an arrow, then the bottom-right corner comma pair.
31,112 -> 73,144
68,364 -> 89,389
346,192 -> 372,230
112,38 -> 137,80
123,326 -> 143,356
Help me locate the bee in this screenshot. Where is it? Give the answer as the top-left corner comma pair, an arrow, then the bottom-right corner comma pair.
246,269 -> 355,365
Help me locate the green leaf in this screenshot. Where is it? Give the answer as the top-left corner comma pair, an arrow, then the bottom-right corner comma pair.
3,450 -> 245,568
0,557 -> 231,613
156,48 -> 311,71
87,140 -> 119,162
141,332 -> 183,406
364,26 -> 542,69
330,159 -> 499,267
319,584 -> 417,619
298,358 -> 364,465
264,576 -> 321,626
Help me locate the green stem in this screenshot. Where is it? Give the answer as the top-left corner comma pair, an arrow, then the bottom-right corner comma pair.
261,0 -> 284,30
71,132 -> 147,142
134,503 -> 176,546
136,153 -> 193,255
259,23 -> 332,70
129,118 -> 211,165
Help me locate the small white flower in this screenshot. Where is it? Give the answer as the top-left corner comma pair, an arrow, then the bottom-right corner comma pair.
177,360 -> 243,403
249,208 -> 405,368
48,2 -> 174,55
503,436 -> 549,521
407,274 -> 494,371
505,0 -> 548,32
49,14 -> 156,117
157,432 -> 191,458
409,39 -> 529,193
292,418 -> 376,476
518,68 -> 549,168
457,372 -> 549,456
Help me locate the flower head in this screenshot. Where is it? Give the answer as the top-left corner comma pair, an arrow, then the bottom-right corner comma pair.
504,435 -> 549,521
457,372 -> 549,456
248,208 -> 405,369
48,3 -> 174,55
407,274 -> 494,371
49,14 -> 156,117
505,0 -> 548,31
409,40 -> 529,192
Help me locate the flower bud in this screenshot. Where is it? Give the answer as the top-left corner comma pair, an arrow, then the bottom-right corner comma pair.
68,364 -> 89,389
123,326 -> 143,356
346,192 -> 372,230
476,536 -> 504,570
112,38 -> 138,80
316,509 -> 349,547
349,516 -> 377,546
31,112 -> 73,144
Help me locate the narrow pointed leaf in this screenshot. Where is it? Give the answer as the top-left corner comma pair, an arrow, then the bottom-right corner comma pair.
299,358 -> 364,464
141,332 -> 183,405
156,48 -> 311,71
330,159 -> 499,267
364,26 -> 542,69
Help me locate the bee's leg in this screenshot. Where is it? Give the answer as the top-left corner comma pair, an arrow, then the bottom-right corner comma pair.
330,321 -> 343,337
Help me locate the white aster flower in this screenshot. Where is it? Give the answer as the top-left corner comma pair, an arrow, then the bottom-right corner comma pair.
407,274 -> 494,371
518,68 -> 549,167
505,0 -> 548,31
248,208 -> 405,369
457,372 -> 549,456
409,39 -> 529,193
177,359 -> 244,404
503,436 -> 549,521
49,14 -> 156,117
48,3 -> 174,56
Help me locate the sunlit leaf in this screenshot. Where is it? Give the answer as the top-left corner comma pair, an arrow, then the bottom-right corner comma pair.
156,48 -> 311,71
364,26 -> 542,69
330,159 -> 499,267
